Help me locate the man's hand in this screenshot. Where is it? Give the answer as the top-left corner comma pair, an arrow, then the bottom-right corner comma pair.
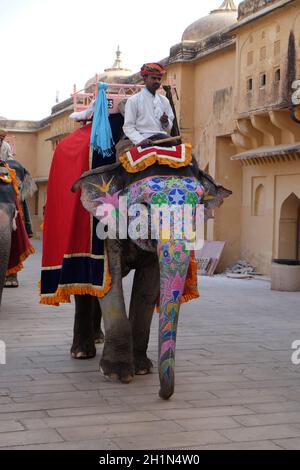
138,139 -> 153,147
160,112 -> 169,127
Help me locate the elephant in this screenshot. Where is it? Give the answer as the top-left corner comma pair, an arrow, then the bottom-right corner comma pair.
0,159 -> 36,306
72,154 -> 231,399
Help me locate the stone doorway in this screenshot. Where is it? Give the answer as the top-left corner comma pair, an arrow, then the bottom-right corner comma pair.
278,193 -> 300,260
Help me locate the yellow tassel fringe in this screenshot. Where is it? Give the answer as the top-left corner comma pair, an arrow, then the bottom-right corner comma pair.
39,273 -> 112,306
6,244 -> 36,276
180,255 -> 200,304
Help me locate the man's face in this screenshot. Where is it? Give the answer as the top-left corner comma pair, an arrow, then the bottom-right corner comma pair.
144,75 -> 162,94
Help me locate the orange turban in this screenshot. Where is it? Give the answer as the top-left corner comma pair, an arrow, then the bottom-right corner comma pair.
140,63 -> 166,78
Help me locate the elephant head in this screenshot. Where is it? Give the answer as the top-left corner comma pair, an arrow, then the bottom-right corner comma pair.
73,159 -> 231,398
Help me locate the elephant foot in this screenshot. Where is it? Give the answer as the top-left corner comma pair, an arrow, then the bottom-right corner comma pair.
94,330 -> 105,344
71,340 -> 96,359
100,358 -> 134,384
134,355 -> 153,375
4,274 -> 19,288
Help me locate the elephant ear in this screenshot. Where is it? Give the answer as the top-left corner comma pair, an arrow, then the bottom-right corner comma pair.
72,163 -> 122,218
190,157 -> 232,220
198,169 -> 232,220
20,173 -> 38,201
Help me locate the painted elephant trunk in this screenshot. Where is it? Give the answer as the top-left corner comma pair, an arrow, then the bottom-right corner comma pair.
157,239 -> 191,399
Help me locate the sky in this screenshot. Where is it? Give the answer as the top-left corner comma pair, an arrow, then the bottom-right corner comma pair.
0,0 -> 242,121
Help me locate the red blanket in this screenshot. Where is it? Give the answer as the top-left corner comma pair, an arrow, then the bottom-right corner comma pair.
40,124 -> 111,305
7,199 -> 35,275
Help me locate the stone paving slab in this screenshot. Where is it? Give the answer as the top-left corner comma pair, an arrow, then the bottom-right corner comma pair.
273,438 -> 300,450
19,411 -> 161,431
0,429 -> 63,448
218,424 -> 300,442
0,240 -> 300,450
234,412 -> 300,427
180,441 -> 283,450
110,430 -> 230,450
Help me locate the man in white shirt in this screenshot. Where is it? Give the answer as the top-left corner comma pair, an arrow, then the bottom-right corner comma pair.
123,63 -> 175,146
0,128 -> 13,161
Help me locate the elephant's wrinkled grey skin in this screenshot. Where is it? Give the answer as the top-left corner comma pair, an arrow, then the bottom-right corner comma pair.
71,295 -> 104,359
99,239 -> 159,382
0,202 -> 15,307
73,159 -> 231,398
71,240 -> 159,380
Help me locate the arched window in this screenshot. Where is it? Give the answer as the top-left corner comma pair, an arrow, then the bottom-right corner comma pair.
278,193 -> 300,260
254,184 -> 265,216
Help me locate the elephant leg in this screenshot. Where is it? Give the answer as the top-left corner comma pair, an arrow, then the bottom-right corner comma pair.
71,295 -> 97,359
129,253 -> 160,375
0,206 -> 13,307
92,296 -> 105,344
98,239 -> 134,383
158,240 -> 191,400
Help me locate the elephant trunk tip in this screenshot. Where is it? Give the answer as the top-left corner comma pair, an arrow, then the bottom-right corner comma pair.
159,383 -> 174,400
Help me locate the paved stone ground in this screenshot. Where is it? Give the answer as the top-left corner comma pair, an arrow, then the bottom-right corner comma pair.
0,240 -> 300,450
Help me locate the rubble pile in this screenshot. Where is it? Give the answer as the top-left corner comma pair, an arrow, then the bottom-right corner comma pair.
225,260 -> 258,277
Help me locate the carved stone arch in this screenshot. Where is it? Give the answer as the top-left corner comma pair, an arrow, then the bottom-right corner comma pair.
238,33 -> 255,100
239,33 -> 255,72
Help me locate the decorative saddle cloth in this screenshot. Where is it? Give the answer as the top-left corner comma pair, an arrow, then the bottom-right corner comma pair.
0,162 -> 35,275
119,143 -> 192,173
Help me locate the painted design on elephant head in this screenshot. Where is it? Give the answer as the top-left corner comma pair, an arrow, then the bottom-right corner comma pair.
168,188 -> 186,205
94,190 -> 121,209
148,178 -> 166,192
151,193 -> 168,206
89,174 -> 205,249
90,176 -> 121,224
125,175 -> 204,211
165,177 -> 184,189
99,175 -> 206,251
90,175 -> 115,193
94,190 -> 122,226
